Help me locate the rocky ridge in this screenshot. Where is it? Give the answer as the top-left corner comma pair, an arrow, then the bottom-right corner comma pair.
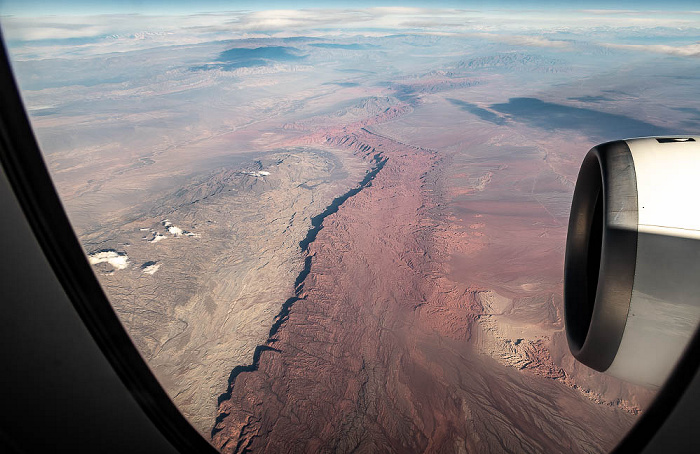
212,121 -> 638,453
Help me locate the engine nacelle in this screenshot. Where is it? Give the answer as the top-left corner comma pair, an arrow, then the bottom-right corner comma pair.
565,137 -> 700,387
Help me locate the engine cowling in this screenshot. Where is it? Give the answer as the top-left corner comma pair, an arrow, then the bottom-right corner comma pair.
565,137 -> 700,387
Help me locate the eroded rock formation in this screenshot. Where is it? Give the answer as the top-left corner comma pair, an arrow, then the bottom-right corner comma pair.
212,127 -> 638,453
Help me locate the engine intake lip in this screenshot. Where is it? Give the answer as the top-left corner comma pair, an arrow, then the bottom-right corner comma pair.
564,140 -> 639,372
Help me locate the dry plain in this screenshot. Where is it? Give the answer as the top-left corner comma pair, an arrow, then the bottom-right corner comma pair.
8,17 -> 700,451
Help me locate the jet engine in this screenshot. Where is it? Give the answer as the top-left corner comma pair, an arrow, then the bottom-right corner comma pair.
565,137 -> 700,387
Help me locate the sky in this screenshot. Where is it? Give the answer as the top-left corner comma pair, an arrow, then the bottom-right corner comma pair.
1,0 -> 699,16
1,1 -> 698,60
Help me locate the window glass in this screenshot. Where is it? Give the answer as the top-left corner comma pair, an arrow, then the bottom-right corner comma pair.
3,2 -> 697,450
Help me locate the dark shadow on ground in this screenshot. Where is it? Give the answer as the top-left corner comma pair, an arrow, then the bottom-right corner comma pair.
490,97 -> 672,139
447,98 -> 507,125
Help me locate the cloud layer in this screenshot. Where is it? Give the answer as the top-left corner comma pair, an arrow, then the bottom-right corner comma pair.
3,7 -> 699,58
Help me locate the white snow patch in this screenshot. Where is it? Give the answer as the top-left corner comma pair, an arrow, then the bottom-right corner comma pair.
149,233 -> 167,243
161,219 -> 198,237
88,250 -> 129,270
243,170 -> 270,177
166,225 -> 183,236
142,263 -> 161,275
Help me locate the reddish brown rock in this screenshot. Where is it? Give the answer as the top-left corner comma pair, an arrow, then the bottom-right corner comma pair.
212,127 -> 638,453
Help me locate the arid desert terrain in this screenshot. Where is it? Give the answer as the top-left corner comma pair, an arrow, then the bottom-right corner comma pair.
5,6 -> 700,452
